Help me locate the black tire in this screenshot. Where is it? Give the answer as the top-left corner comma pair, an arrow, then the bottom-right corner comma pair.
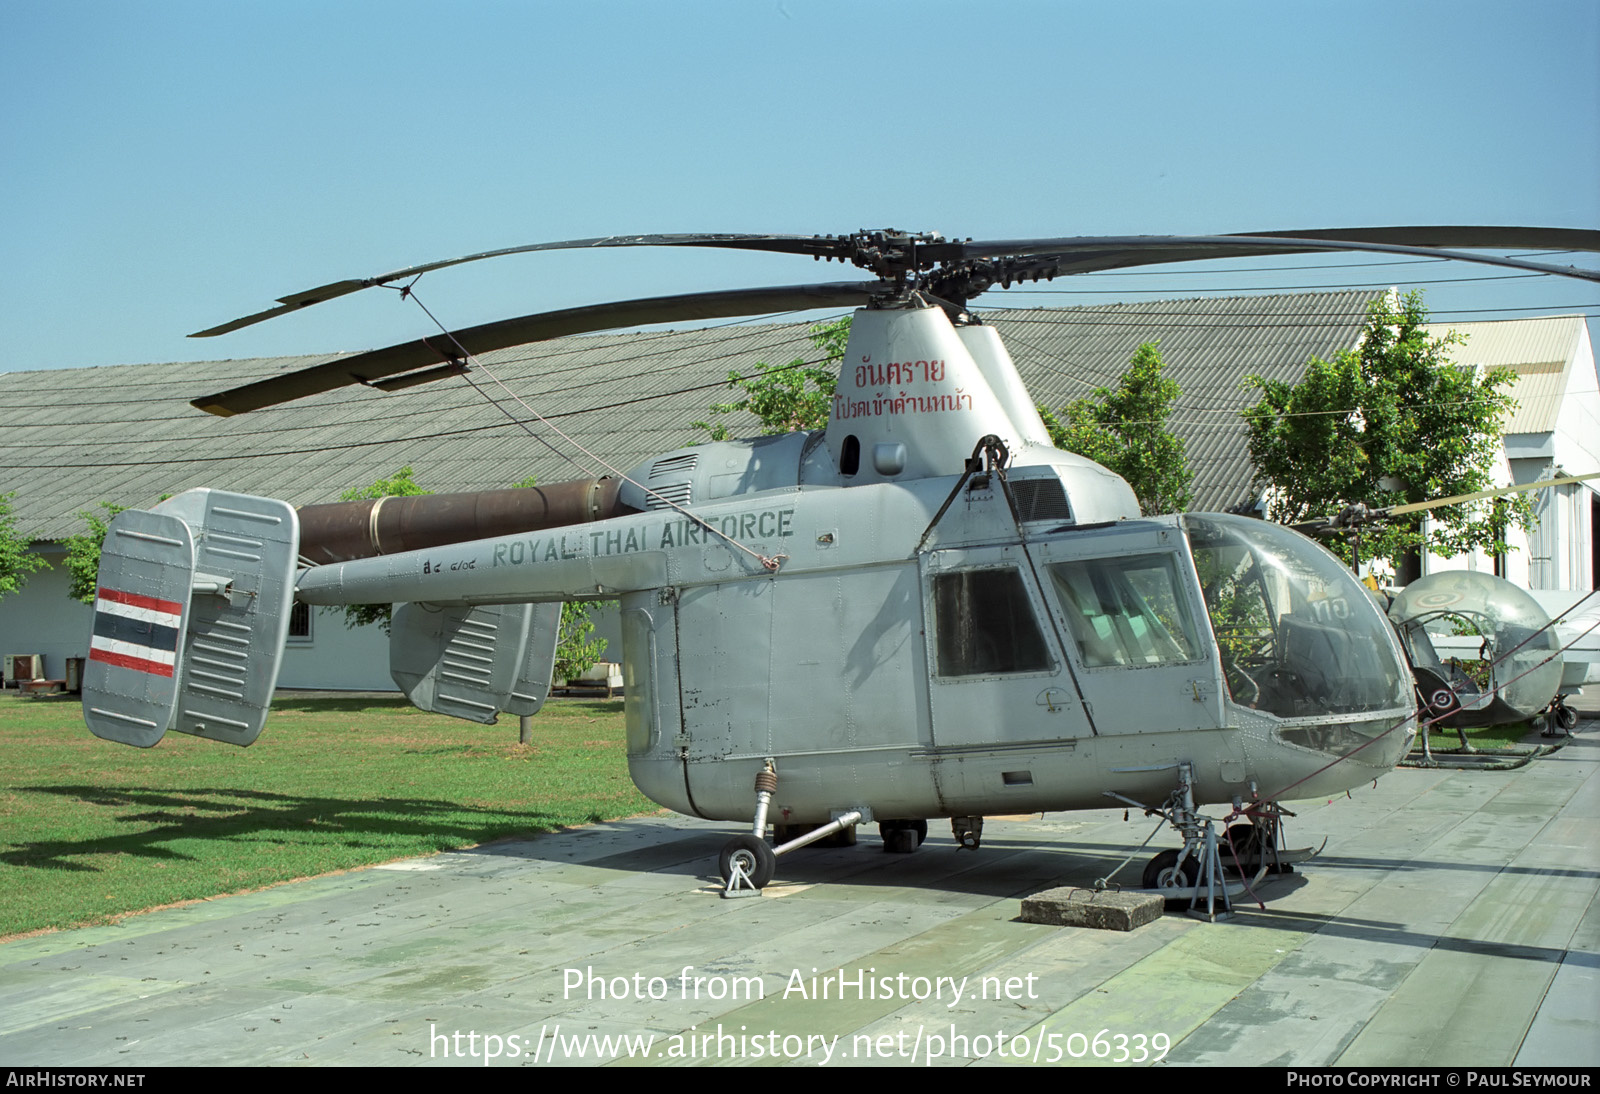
719,834 -> 776,889
1223,823 -> 1261,876
1142,848 -> 1200,895
1556,704 -> 1579,731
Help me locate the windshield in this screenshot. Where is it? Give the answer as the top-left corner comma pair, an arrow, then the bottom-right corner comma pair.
1183,513 -> 1409,720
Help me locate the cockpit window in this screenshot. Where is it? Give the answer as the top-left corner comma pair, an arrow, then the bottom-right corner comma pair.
1184,513 -> 1408,718
1047,554 -> 1201,667
931,568 -> 1052,676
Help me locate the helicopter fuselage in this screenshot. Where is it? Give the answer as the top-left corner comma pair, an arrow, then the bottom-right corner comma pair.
294,441 -> 1417,825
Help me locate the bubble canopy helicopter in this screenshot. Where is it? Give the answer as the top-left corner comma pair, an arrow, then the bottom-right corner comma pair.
83,226 -> 1600,895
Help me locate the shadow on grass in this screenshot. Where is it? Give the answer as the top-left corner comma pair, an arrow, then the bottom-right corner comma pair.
269,696 -> 415,714
3,784 -> 583,872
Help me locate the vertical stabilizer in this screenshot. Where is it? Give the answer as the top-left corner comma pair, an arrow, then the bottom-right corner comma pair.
83,490 -> 299,747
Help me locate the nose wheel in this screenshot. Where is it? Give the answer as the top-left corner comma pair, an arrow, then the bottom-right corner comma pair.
1141,848 -> 1200,891
1104,764 -> 1319,920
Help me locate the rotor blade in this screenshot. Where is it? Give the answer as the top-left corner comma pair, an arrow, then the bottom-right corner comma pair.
1382,471 -> 1600,517
188,234 -> 851,338
190,225 -> 1600,339
191,281 -> 884,416
934,228 -> 1600,283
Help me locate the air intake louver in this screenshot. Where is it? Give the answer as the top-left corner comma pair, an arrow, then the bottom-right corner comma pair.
645,453 -> 698,510
649,453 -> 698,479
1011,479 -> 1072,523
645,482 -> 693,510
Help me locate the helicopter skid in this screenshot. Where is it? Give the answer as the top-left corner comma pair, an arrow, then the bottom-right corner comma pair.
1227,840 -> 1322,871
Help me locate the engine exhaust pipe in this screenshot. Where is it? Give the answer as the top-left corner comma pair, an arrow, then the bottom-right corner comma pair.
297,477 -> 632,564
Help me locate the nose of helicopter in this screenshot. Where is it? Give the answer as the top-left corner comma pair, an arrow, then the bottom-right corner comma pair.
1182,514 -> 1416,791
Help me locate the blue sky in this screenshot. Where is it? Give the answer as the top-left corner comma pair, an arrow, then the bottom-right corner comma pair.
2,0 -> 1596,374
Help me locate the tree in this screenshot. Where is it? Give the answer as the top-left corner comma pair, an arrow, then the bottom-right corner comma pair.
694,317 -> 850,439
1242,291 -> 1525,574
1040,341 -> 1192,516
0,493 -> 47,602
553,602 -> 608,683
340,467 -> 430,632
63,502 -> 130,603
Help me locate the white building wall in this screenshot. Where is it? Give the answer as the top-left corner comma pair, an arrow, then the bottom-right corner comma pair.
0,545 -> 397,691
0,547 -> 91,683
1424,323 -> 1599,592
1550,324 -> 1600,590
278,607 -> 393,690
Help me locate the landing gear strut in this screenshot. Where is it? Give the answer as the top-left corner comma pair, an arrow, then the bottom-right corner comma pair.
718,760 -> 867,896
1537,695 -> 1580,737
1102,763 -> 1318,920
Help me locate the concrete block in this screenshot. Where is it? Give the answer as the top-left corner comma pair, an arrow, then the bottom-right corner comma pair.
1020,886 -> 1163,931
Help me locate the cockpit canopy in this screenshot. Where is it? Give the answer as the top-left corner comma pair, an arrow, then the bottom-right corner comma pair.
1184,513 -> 1410,720
1388,569 -> 1562,722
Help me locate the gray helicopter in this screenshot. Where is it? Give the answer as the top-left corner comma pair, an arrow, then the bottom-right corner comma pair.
82,227 -> 1600,905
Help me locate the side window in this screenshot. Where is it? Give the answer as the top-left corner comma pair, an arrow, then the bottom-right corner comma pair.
932,568 -> 1051,676
1048,554 -> 1200,668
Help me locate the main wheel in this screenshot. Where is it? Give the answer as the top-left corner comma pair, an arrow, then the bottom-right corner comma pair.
1142,848 -> 1200,895
1223,823 -> 1261,876
719,835 -> 776,889
1556,704 -> 1580,731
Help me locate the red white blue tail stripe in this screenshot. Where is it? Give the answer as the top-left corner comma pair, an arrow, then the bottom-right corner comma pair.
90,587 -> 182,678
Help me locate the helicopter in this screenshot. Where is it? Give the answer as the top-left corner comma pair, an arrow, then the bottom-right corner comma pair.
1299,476 -> 1600,755
82,226 -> 1600,909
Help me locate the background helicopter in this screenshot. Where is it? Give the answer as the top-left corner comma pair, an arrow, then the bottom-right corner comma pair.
1298,474 -> 1600,754
82,227 -> 1600,902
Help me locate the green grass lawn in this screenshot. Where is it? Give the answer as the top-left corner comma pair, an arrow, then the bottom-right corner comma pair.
0,691 -> 650,939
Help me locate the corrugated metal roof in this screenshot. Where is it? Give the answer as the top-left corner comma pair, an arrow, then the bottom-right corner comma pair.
1425,315 -> 1585,434
991,291 -> 1378,511
1,292 -> 1379,539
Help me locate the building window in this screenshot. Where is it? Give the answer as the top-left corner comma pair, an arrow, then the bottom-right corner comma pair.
288,601 -> 312,643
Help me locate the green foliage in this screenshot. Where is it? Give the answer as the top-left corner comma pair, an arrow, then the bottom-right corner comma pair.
694,316 -> 851,439
339,467 -> 431,632
554,602 -> 608,682
1040,341 -> 1192,515
63,502 -> 129,604
0,493 -> 47,601
341,466 -> 430,503
1242,292 -> 1526,573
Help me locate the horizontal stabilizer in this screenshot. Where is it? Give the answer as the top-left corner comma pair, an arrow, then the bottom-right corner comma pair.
390,602 -> 561,724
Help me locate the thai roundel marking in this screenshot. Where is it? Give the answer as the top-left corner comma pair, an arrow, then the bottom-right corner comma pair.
89,587 -> 182,678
